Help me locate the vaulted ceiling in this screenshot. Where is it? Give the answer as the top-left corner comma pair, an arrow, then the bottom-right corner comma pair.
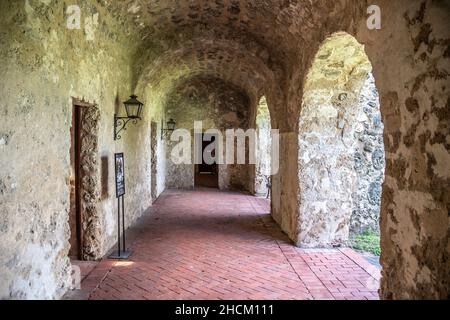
105,0 -> 366,103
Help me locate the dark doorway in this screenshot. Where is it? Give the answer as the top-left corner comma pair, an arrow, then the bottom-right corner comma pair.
69,104 -> 83,259
195,133 -> 219,188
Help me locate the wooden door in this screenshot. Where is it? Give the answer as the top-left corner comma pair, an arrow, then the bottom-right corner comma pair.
69,105 -> 83,259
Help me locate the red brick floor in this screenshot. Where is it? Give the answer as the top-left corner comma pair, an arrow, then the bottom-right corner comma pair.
66,189 -> 380,300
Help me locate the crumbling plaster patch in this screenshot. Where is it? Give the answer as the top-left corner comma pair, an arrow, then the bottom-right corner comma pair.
352,0 -> 449,299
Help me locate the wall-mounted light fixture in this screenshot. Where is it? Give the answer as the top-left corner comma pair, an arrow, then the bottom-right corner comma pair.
114,95 -> 144,140
161,118 -> 176,139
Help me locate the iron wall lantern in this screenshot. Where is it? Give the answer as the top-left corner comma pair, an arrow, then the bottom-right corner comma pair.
114,94 -> 144,140
161,118 -> 176,139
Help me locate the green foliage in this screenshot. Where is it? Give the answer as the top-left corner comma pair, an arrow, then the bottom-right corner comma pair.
349,231 -> 381,256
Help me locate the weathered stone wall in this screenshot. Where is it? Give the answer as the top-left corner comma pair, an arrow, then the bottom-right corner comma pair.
163,77 -> 252,191
273,0 -> 449,299
351,73 -> 385,235
0,1 -> 150,299
353,0 -> 450,299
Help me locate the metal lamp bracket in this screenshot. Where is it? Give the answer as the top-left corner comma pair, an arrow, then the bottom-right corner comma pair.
114,114 -> 140,141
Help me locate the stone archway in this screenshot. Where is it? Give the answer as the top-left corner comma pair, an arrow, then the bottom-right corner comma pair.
254,96 -> 272,197
297,32 -> 385,249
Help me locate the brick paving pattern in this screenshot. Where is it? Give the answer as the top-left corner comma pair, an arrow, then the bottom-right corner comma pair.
68,189 -> 380,300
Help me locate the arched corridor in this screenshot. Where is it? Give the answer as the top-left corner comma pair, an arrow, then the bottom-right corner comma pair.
0,0 -> 448,300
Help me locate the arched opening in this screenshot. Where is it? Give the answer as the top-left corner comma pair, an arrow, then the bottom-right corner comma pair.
162,76 -> 253,191
349,72 -> 384,260
298,32 -> 385,266
254,96 -> 272,198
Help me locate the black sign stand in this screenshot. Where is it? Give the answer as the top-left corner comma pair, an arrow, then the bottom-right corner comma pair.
109,153 -> 132,260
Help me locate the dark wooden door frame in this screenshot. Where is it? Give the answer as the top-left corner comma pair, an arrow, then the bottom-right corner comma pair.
74,104 -> 83,260
70,102 -> 83,260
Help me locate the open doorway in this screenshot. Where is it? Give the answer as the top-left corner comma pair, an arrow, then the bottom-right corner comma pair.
68,98 -> 100,260
194,132 -> 219,188
250,95 -> 273,217
298,33 -> 385,273
254,96 -> 272,199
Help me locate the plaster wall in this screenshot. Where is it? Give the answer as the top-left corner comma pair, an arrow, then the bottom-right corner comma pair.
0,1 -> 151,299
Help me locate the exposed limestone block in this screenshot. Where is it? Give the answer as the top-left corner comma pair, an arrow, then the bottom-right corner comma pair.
351,73 -> 385,235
